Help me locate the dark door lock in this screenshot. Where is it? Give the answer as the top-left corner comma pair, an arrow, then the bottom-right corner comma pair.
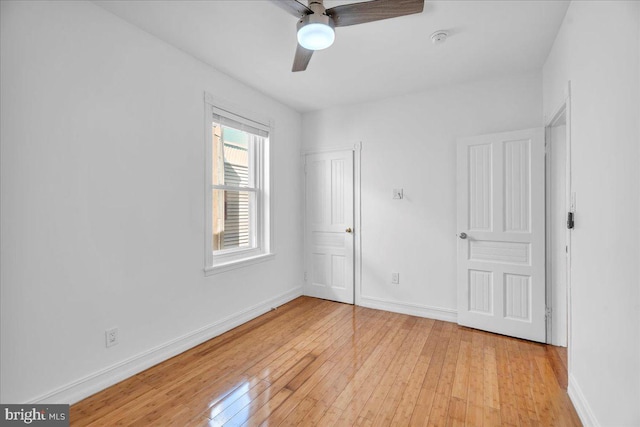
567,212 -> 574,229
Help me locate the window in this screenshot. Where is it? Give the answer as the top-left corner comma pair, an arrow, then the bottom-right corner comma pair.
204,97 -> 272,274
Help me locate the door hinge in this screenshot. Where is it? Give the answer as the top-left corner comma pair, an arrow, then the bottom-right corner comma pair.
545,307 -> 552,318
304,271 -> 307,281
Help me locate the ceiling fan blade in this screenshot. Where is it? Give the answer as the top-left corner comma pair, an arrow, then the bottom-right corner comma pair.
326,0 -> 424,27
292,44 -> 314,72
269,0 -> 312,18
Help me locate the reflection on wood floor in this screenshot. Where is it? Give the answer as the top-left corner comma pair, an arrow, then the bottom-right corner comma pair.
71,296 -> 581,426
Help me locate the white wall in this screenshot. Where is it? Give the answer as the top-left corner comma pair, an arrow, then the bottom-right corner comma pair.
0,1 -> 303,403
303,73 -> 542,320
543,1 -> 640,425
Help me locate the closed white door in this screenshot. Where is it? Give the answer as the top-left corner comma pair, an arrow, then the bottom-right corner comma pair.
456,128 -> 545,342
304,150 -> 354,304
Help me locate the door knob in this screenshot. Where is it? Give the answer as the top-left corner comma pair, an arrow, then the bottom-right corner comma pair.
346,227 -> 352,233
459,232 -> 467,239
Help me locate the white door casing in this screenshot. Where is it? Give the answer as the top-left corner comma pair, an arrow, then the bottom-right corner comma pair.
304,150 -> 354,304
456,128 -> 546,342
547,121 -> 568,346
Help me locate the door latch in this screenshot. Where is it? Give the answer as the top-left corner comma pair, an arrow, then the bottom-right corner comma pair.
567,212 -> 574,229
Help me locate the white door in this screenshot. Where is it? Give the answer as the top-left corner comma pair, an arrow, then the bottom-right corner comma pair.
456,128 -> 545,342
304,150 -> 354,304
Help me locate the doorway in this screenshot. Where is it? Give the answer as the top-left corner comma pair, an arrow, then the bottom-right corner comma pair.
304,149 -> 356,304
546,105 -> 571,347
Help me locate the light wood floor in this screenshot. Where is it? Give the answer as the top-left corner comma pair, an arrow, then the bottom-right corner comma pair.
71,297 -> 580,426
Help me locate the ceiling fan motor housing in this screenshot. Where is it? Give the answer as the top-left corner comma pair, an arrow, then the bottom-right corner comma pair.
297,3 -> 336,33
297,1 -> 336,51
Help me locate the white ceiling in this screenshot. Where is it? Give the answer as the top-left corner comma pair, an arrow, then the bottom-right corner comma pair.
93,0 -> 569,112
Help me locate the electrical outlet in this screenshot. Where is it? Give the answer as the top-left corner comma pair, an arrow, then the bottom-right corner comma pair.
391,272 -> 400,284
105,327 -> 119,348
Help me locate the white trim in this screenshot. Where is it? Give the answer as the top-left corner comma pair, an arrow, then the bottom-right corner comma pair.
211,185 -> 258,192
565,82 -> 573,376
204,253 -> 276,275
28,287 -> 302,405
204,92 -> 269,128
568,374 -> 600,427
204,100 -> 213,268
204,93 -> 273,272
301,145 -> 359,155
544,101 -> 569,346
543,82 -> 573,357
353,142 -> 362,306
359,295 -> 457,323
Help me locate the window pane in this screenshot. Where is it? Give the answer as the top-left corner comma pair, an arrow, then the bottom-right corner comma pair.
212,124 -> 251,187
212,190 -> 254,252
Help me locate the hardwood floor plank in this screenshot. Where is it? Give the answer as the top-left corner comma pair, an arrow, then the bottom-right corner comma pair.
409,322 -> 457,425
238,387 -> 293,427
221,355 -> 315,426
333,317 -> 412,424
391,321 -> 448,425
493,332 -> 520,427
540,358 -> 581,427
371,317 -> 435,426
482,344 -> 500,408
545,345 -> 568,390
425,324 -> 462,426
205,379 -> 270,421
70,297 -> 581,427
446,396 -> 467,427
450,335 -> 471,400
355,317 -> 420,422
315,405 -> 343,426
333,314 -> 407,409
265,307 -> 387,424
506,337 -> 540,426
465,330 -> 485,427
70,378 -> 154,427
256,360 -> 337,425
305,309 -> 393,406
291,398 -> 330,426
276,396 -> 319,427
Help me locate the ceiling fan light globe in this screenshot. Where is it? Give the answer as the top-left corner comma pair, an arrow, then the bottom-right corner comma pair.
297,23 -> 335,50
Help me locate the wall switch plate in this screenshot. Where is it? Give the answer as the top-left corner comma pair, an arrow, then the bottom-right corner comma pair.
391,273 -> 400,284
393,188 -> 403,199
105,328 -> 119,348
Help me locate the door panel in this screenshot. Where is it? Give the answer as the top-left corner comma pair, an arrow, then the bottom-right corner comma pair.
305,150 -> 354,304
457,128 -> 545,342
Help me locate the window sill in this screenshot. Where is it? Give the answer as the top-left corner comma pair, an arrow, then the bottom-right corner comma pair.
204,253 -> 275,276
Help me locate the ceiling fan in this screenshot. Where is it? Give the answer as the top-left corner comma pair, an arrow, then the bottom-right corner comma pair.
269,0 -> 425,72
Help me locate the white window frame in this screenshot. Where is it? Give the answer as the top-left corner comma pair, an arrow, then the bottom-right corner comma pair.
204,93 -> 273,275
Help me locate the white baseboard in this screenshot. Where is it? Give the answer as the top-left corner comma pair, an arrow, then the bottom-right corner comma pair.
568,374 -> 600,427
30,287 -> 303,405
359,295 -> 457,323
